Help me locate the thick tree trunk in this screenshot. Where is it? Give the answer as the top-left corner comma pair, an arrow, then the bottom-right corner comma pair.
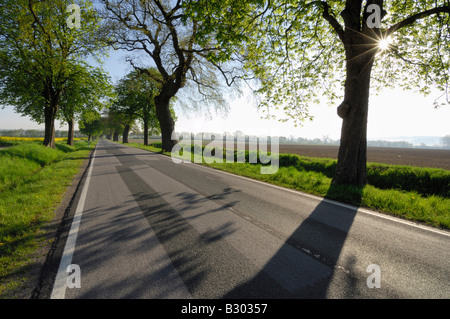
143,117 -> 149,146
155,96 -> 175,152
43,102 -> 58,149
67,117 -> 74,146
333,44 -> 376,187
122,124 -> 130,144
113,130 -> 119,142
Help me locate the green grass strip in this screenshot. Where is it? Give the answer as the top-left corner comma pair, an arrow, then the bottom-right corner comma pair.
0,140 -> 96,298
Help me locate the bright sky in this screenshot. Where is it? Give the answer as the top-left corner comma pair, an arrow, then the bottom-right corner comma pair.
1,49 -> 449,141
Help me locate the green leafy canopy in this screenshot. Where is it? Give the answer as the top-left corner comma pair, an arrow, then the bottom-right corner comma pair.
184,0 -> 450,123
0,0 -> 110,122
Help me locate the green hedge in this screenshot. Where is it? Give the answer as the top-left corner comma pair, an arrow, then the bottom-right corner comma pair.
367,165 -> 449,197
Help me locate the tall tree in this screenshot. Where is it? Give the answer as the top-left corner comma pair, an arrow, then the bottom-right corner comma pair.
79,111 -> 103,141
0,0 -> 108,148
111,69 -> 176,145
111,76 -> 141,144
100,0 -> 238,151
58,64 -> 114,146
116,69 -> 162,146
102,110 -> 124,141
186,0 -> 450,186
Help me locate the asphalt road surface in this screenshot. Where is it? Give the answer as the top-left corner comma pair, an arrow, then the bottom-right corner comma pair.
48,139 -> 450,299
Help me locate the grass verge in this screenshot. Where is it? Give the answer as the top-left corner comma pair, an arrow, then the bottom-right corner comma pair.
124,141 -> 449,230
0,140 -> 96,298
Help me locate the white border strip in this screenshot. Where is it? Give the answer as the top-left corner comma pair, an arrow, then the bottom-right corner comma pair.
50,142 -> 98,299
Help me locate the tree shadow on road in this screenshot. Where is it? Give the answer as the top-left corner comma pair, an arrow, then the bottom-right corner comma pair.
223,183 -> 363,299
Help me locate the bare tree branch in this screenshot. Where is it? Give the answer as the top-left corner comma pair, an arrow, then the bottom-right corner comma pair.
309,1 -> 346,42
387,5 -> 450,35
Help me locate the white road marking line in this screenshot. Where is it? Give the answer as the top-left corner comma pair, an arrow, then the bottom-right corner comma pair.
206,165 -> 450,237
50,142 -> 98,299
138,147 -> 450,238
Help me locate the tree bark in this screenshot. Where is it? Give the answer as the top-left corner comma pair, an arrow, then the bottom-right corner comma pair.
43,101 -> 58,149
143,117 -> 149,146
113,130 -> 119,142
333,38 -> 376,187
122,124 -> 130,144
155,96 -> 175,152
67,117 -> 74,146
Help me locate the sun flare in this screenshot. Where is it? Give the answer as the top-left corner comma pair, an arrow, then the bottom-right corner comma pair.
378,37 -> 392,51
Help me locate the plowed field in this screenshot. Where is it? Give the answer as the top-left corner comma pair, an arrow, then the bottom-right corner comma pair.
278,144 -> 450,170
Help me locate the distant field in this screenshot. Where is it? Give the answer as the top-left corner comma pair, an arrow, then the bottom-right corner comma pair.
278,144 -> 450,171
127,139 -> 450,170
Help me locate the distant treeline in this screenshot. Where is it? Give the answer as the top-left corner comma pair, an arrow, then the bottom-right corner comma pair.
175,132 -> 418,149
0,129 -> 85,138
278,137 -> 415,148
277,137 -> 446,149
1,129 -> 448,149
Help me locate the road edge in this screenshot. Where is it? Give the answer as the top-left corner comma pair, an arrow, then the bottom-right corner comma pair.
29,144 -> 97,299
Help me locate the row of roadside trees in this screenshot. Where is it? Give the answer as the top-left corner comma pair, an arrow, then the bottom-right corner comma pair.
78,68 -> 175,145
1,1 -> 449,188
0,0 -> 115,147
0,1 -> 175,148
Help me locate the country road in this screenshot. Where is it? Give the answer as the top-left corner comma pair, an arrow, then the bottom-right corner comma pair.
42,139 -> 449,299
